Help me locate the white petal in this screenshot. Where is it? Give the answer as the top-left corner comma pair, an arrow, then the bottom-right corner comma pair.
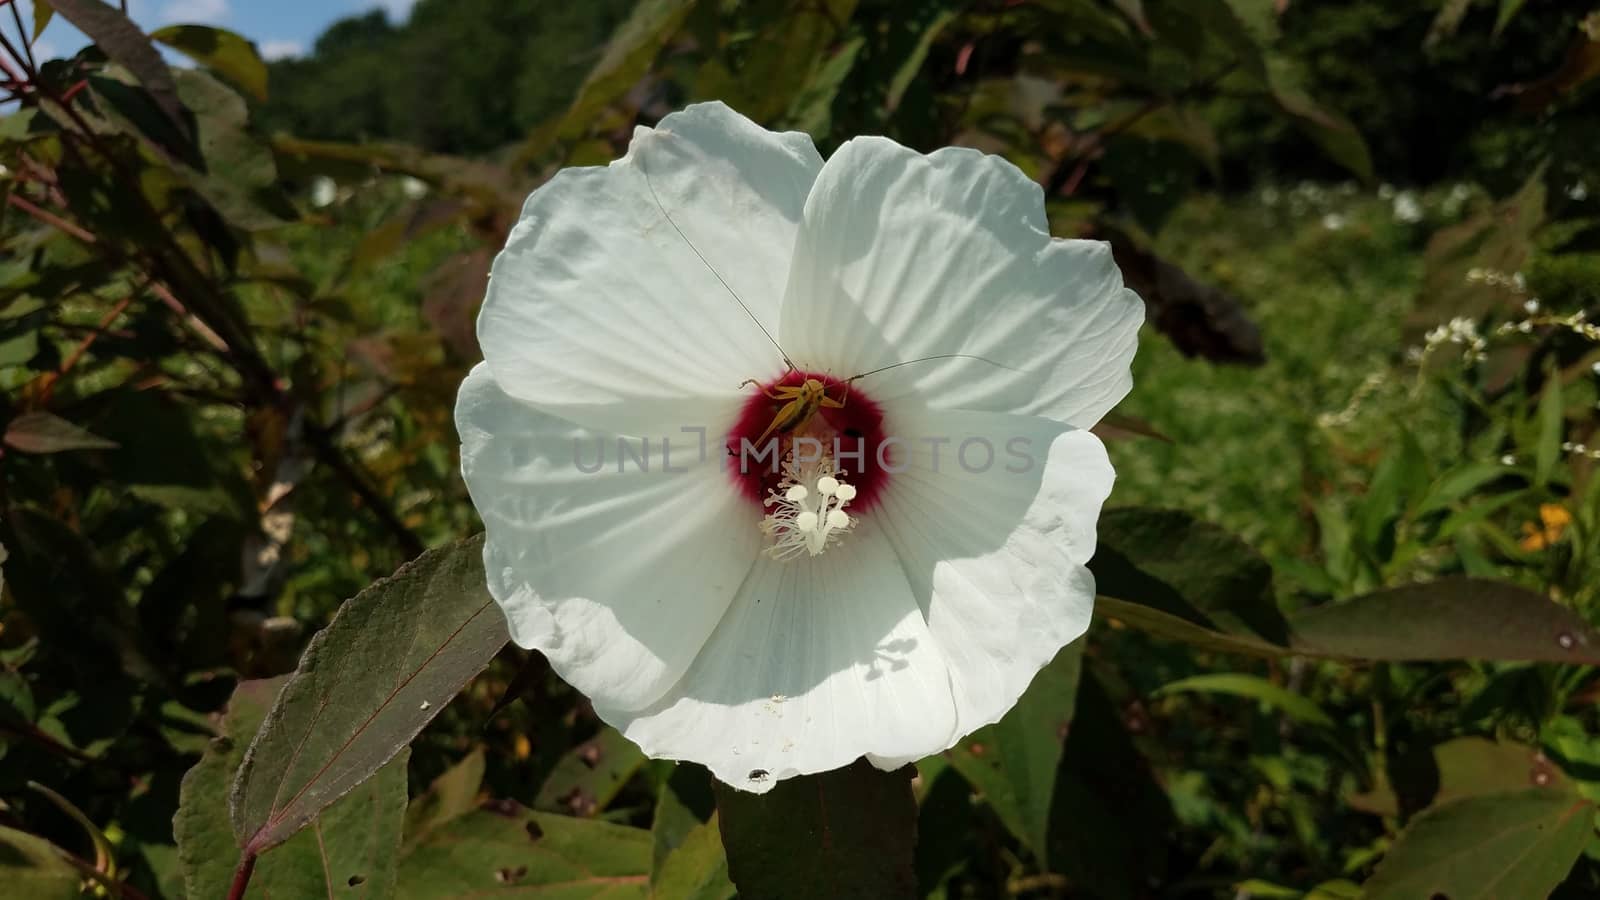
479,101 -> 822,435
457,363 -> 761,712
778,136 -> 1143,428
872,405 -> 1111,734
606,525 -> 958,793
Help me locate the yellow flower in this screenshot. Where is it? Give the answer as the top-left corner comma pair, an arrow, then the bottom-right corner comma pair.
1519,504 -> 1572,551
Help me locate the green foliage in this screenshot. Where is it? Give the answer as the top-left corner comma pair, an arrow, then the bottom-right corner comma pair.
230,536 -> 506,855
0,824 -> 82,899
176,678 -> 409,899
150,25 -> 269,102
1364,789 -> 1596,899
714,759 -> 919,900
397,805 -> 653,897
5,0 -> 1600,897
945,644 -> 1083,862
257,0 -> 637,155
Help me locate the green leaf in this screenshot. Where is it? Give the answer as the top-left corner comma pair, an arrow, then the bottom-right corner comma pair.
2,411 -> 118,454
1269,79 -> 1373,183
534,726 -> 647,818
1417,463 -> 1511,516
1047,674 -> 1174,900
0,825 -> 81,900
0,671 -> 36,724
1493,0 -> 1530,38
47,0 -> 187,136
230,535 -> 508,855
177,678 -> 282,898
652,815 -> 736,900
0,509 -> 164,687
884,8 -> 958,114
1094,596 -> 1290,658
1121,106 -> 1222,179
702,0 -> 858,124
1426,0 -> 1473,46
1349,738 -> 1574,818
92,389 -> 254,520
914,758 -> 980,896
1154,673 -> 1335,729
151,25 -> 269,102
519,0 -> 697,163
250,759 -> 408,899
176,677 -> 410,899
172,68 -> 292,230
945,642 -> 1082,859
715,758 -> 918,900
1110,0 -> 1151,34
1363,789 -> 1593,899
32,1 -> 54,40
396,805 -> 651,898
1201,6 -> 1371,182
785,36 -> 864,138
1092,507 -> 1290,645
1535,374 -> 1564,487
1288,577 -> 1600,665
404,748 -> 487,849
651,763 -> 717,885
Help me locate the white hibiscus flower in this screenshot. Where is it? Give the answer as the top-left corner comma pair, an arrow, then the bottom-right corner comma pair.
456,102 -> 1143,792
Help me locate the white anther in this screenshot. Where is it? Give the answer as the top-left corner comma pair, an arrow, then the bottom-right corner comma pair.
759,447 -> 860,560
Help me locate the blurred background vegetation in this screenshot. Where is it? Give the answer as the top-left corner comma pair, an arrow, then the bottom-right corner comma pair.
3,0 -> 1600,898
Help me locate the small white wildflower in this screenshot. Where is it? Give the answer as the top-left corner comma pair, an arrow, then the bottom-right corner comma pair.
1321,213 -> 1347,231
1392,192 -> 1423,224
1524,299 -> 1541,314
400,176 -> 429,199
1500,455 -> 1516,466
1570,182 -> 1590,201
310,176 -> 337,208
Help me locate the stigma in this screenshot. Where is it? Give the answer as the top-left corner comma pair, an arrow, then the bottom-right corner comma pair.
760,450 -> 858,560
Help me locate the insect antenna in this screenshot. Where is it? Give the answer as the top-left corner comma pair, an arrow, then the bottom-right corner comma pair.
636,146 -> 796,372
846,353 -> 1021,383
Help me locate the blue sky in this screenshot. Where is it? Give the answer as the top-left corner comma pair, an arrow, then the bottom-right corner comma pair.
20,0 -> 417,63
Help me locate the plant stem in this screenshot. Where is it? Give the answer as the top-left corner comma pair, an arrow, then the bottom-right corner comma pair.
226,853 -> 257,900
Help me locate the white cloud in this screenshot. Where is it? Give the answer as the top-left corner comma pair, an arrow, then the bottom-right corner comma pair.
160,0 -> 229,25
258,39 -> 303,61
373,0 -> 417,20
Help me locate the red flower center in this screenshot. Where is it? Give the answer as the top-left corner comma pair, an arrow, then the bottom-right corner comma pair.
724,370 -> 894,512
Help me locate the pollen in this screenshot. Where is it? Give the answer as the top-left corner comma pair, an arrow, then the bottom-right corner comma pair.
760,451 -> 857,560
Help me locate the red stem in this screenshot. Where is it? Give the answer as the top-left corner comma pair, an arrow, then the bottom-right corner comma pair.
6,192 -> 98,244
38,293 -> 137,403
226,852 -> 257,900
